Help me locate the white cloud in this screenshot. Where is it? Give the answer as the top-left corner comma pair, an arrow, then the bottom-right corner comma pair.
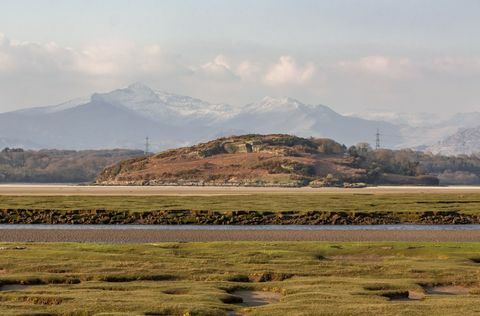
236,60 -> 261,81
196,55 -> 239,80
0,34 -> 191,79
264,56 -> 315,86
338,55 -> 413,79
430,57 -> 480,76
3,30 -> 479,114
0,51 -> 12,71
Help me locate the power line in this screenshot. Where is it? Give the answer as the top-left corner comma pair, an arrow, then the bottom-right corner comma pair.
375,128 -> 381,150
144,136 -> 149,155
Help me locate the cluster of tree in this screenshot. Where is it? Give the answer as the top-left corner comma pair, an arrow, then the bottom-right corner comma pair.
347,143 -> 480,185
0,148 -> 144,183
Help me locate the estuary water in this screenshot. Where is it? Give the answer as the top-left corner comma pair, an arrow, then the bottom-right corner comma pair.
1,224 -> 480,231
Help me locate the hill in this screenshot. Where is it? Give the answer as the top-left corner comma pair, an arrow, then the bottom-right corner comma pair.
96,134 -> 439,187
0,148 -> 143,183
0,83 -> 401,150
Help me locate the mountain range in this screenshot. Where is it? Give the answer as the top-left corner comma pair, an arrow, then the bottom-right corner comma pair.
0,83 -> 478,155
0,83 -> 400,151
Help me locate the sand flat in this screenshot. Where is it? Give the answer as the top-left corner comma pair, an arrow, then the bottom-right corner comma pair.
1,184 -> 480,196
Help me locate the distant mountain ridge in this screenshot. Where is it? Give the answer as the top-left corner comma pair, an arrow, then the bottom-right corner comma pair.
426,126 -> 480,156
349,110 -> 480,153
0,83 -> 401,151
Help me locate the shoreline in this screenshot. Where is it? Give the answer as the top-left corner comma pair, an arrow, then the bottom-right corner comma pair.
1,184 -> 480,196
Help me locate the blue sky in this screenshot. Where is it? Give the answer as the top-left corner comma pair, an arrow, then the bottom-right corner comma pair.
0,0 -> 479,113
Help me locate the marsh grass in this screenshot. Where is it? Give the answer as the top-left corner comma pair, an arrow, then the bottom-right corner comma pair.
1,193 -> 480,213
0,242 -> 479,315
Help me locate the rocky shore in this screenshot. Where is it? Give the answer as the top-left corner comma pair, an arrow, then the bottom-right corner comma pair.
0,209 -> 478,225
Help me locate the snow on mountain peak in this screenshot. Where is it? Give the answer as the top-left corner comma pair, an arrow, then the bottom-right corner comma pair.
88,83 -> 233,123
128,82 -> 154,91
247,96 -> 333,115
246,96 -> 305,113
154,90 -> 233,118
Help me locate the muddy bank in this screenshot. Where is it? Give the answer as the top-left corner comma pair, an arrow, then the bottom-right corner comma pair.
0,209 -> 479,225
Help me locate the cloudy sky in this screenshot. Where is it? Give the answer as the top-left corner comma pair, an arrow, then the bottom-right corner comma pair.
0,0 -> 479,113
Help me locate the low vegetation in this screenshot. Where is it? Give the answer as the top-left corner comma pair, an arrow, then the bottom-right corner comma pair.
0,242 -> 479,315
1,192 -> 480,213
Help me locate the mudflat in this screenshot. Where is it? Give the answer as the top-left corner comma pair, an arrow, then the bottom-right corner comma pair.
1,228 -> 480,243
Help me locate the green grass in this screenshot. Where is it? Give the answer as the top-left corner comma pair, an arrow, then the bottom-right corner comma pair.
0,242 -> 480,315
1,193 -> 480,213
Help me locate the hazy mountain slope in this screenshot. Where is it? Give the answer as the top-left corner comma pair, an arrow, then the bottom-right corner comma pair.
15,97 -> 91,115
0,137 -> 41,149
427,126 -> 480,155
349,110 -> 480,151
0,94 -> 184,150
227,97 -> 401,147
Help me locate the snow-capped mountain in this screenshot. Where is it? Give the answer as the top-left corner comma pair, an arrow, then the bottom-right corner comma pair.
228,97 -> 401,147
0,83 -> 402,150
90,83 -> 234,124
427,126 -> 480,156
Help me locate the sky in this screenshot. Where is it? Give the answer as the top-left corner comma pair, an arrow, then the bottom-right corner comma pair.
0,0 -> 479,114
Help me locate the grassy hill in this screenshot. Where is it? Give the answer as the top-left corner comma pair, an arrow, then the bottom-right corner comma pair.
96,134 -> 438,187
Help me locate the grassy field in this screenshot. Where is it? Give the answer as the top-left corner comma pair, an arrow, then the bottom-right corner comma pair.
1,193 -> 480,213
0,242 -> 479,315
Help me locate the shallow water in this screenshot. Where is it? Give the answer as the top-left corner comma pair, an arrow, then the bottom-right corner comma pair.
424,286 -> 470,295
1,224 -> 480,231
232,290 -> 281,307
0,284 -> 29,291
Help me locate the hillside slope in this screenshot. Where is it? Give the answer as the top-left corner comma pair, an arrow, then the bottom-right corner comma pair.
96,134 -> 438,187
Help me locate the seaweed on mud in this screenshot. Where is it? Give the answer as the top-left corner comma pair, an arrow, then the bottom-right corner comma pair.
220,294 -> 244,304
100,274 -> 176,282
363,283 -> 397,291
227,275 -> 251,283
470,257 -> 480,263
380,291 -> 410,300
162,289 -> 189,295
314,254 -> 328,261
248,272 -> 293,282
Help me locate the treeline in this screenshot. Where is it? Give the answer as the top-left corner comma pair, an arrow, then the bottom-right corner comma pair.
347,143 -> 480,185
0,148 -> 144,183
